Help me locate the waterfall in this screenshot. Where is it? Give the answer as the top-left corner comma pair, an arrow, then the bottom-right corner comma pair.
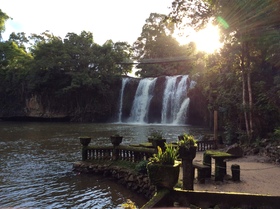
116,75 -> 191,125
161,75 -> 189,124
128,77 -> 157,123
173,97 -> 190,124
117,77 -> 129,122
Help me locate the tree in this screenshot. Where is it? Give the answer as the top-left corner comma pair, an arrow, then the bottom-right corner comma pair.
0,40 -> 33,114
169,0 -> 280,142
133,13 -> 195,77
0,9 -> 9,40
9,32 -> 29,51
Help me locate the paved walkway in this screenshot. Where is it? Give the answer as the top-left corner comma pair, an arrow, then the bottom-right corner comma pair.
179,151 -> 280,196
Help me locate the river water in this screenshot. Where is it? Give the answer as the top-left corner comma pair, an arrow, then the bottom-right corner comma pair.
0,121 -> 208,208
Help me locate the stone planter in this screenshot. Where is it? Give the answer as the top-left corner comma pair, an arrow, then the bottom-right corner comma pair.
178,146 -> 197,159
79,136 -> 91,146
152,139 -> 166,150
147,137 -> 154,143
147,162 -> 180,190
179,146 -> 197,190
110,135 -> 123,146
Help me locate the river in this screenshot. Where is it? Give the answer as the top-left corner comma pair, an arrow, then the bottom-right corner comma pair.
0,121 -> 208,208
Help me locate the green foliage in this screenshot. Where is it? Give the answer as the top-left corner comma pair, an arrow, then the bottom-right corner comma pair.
1,3 -> 280,142
135,160 -> 148,174
133,13 -> 196,77
178,133 -> 197,149
273,128 -> 280,138
169,0 -> 280,142
149,143 -> 178,165
9,32 -> 29,51
0,9 -> 9,37
121,199 -> 137,209
148,131 -> 163,140
0,40 -> 33,112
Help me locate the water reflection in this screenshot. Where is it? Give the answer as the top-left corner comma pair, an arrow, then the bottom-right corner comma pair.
0,122 -> 208,208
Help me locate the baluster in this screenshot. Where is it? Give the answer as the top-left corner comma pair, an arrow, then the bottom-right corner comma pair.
128,150 -> 131,162
88,149 -> 91,160
94,149 -> 97,160
97,149 -> 100,160
132,151 -> 135,162
129,150 -> 132,162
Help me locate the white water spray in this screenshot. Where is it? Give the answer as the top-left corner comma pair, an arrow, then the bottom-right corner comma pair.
117,77 -> 129,122
161,75 -> 189,124
128,77 -> 157,123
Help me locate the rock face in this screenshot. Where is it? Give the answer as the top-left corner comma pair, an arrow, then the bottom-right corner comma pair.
25,95 -> 43,116
25,95 -> 68,119
226,143 -> 244,157
73,161 -> 155,199
1,76 -> 209,125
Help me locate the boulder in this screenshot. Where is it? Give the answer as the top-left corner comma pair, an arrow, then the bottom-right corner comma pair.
226,143 -> 244,157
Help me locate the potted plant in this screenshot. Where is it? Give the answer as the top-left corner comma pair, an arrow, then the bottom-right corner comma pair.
178,133 -> 197,159
79,136 -> 91,146
110,134 -> 123,146
178,133 -> 197,190
148,131 -> 166,150
146,143 -> 180,189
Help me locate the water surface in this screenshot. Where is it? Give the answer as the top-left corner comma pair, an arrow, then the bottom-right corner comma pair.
0,122 -> 208,208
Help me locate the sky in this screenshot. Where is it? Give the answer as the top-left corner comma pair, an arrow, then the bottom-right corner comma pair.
1,0 -> 174,45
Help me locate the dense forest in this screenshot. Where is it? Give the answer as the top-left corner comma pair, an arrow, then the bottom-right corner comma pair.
1,0 -> 280,145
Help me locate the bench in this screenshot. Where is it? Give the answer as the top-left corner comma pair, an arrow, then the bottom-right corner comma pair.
193,162 -> 211,184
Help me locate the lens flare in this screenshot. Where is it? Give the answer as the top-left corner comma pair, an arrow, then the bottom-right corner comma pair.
217,16 -> 229,29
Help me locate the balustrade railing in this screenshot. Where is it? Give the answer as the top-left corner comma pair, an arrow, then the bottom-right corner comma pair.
196,140 -> 216,151
82,145 -> 156,162
80,140 -> 216,162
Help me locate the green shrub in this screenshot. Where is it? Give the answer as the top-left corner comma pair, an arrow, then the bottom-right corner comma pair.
149,143 -> 178,165
135,160 -> 148,174
148,131 -> 163,140
273,127 -> 280,138
178,133 -> 197,149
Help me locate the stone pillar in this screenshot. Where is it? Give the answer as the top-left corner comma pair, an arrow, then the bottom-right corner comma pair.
113,146 -> 120,161
181,158 -> 194,190
82,147 -> 88,161
231,164 -> 240,181
79,137 -> 91,161
179,146 -> 196,190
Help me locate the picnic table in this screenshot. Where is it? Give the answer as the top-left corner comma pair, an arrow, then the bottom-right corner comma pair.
203,150 -> 237,181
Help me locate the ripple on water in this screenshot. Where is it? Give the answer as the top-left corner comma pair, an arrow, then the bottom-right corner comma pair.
0,122 -> 200,208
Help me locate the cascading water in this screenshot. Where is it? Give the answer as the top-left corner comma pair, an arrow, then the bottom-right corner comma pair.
173,97 -> 190,124
161,75 -> 189,124
117,77 -> 129,122
117,75 -> 191,125
128,77 -> 157,123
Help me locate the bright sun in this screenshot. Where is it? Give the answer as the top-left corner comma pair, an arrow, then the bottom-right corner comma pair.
193,24 -> 222,53
175,23 -> 223,54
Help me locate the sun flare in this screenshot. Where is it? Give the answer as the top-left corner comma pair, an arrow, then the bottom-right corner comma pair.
175,23 -> 223,54
193,24 -> 223,53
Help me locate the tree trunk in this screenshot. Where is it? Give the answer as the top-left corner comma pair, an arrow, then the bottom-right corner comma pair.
242,70 -> 250,140
245,41 -> 253,143
241,40 -> 254,144
247,71 -> 253,142
241,43 -> 250,143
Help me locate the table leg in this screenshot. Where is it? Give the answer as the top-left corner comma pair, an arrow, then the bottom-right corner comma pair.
203,152 -> 212,178
214,158 -> 226,181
